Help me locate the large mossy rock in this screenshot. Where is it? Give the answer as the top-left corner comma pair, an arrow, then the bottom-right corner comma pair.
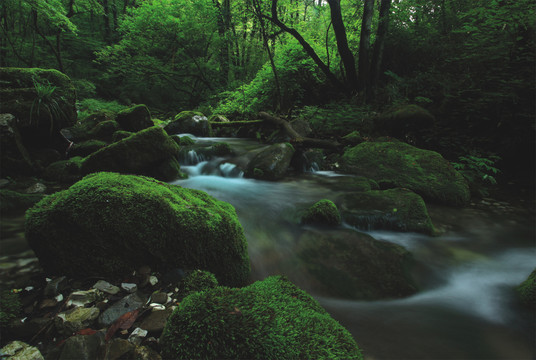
164,111 -> 211,136
0,67 -> 76,148
338,188 -> 435,235
81,126 -> 182,181
25,172 -> 250,287
293,229 -> 417,300
340,140 -> 470,206
245,143 -> 295,180
115,104 -> 153,132
160,275 -> 362,360
374,104 -> 434,142
301,199 -> 341,226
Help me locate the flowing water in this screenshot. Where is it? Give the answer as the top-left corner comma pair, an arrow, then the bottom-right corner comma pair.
173,136 -> 536,359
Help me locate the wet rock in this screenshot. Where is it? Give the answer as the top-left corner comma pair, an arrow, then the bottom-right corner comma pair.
121,283 -> 137,294
132,345 -> 162,360
128,327 -> 148,345
291,229 -> 417,300
93,280 -> 120,295
301,199 -> 341,226
341,139 -> 470,206
245,143 -> 295,181
150,291 -> 168,305
44,277 -> 68,297
67,289 -> 100,307
103,338 -> 135,360
99,292 -> 147,327
338,188 -> 436,235
55,307 -> 100,335
0,340 -> 44,360
139,308 -> 173,335
164,111 -> 211,137
116,105 -> 153,132
80,126 -> 182,181
56,331 -> 105,360
24,183 -> 46,194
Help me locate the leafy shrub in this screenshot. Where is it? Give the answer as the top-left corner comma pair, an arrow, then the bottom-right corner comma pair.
452,154 -> 501,197
30,77 -> 68,134
73,79 -> 97,99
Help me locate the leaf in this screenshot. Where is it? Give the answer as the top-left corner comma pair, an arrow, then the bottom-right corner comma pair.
76,328 -> 97,336
105,309 -> 140,342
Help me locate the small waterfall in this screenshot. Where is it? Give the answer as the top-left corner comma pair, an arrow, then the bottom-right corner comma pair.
219,162 -> 244,178
184,150 -> 206,165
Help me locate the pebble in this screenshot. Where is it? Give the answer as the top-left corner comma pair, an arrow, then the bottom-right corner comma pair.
25,182 -> 46,194
121,283 -> 138,293
128,327 -> 148,345
150,291 -> 168,305
98,292 -> 146,327
68,289 -> 100,307
0,341 -> 44,360
93,280 -> 120,295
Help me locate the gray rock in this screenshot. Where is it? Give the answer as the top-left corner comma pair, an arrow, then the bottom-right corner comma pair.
55,307 -> 100,335
24,183 -> 46,194
44,276 -> 68,297
103,338 -> 135,360
93,280 -> 120,295
139,308 -> 173,334
121,283 -> 137,294
150,291 -> 168,304
245,143 -> 295,181
132,345 -> 162,360
0,340 -> 44,360
68,289 -> 100,307
57,332 -> 105,360
99,292 -> 147,327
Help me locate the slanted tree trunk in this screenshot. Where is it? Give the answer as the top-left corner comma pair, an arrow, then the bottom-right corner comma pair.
369,0 -> 391,96
327,0 -> 357,92
357,0 -> 374,94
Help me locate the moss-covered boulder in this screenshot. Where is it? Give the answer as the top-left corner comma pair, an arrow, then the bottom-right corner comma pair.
112,130 -> 133,142
177,270 -> 219,301
42,157 -> 84,183
115,104 -> 153,132
0,67 -> 76,136
25,172 -> 250,286
61,112 -> 116,143
293,229 -> 417,300
302,199 -> 341,226
341,130 -> 363,146
374,104 -> 434,143
516,269 -> 536,307
245,143 -> 295,181
340,139 -> 470,206
164,111 -> 211,137
338,188 -> 436,235
160,276 -> 362,360
69,140 -> 107,157
81,126 -> 182,181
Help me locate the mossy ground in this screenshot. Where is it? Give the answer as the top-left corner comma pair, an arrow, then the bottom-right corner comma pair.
341,139 -> 470,206
25,172 -> 250,286
160,275 -> 362,360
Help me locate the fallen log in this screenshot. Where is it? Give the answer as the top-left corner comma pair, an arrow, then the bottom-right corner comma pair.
258,112 -> 341,149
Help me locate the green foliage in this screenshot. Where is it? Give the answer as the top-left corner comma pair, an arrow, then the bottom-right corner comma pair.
0,289 -> 21,328
30,77 -> 67,134
161,275 -> 363,360
516,269 -> 536,307
452,154 -> 501,197
73,79 -> 97,100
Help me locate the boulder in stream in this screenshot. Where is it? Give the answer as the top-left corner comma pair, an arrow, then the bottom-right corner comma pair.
516,269 -> 535,307
81,126 -> 182,181
301,199 -> 341,226
338,188 -> 436,235
292,229 -> 417,300
25,172 -> 250,287
160,275 -> 362,359
340,139 -> 470,206
164,111 -> 211,136
244,143 -> 295,180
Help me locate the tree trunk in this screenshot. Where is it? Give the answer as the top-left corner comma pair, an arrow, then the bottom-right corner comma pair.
357,0 -> 374,93
327,0 -> 357,92
369,0 -> 391,96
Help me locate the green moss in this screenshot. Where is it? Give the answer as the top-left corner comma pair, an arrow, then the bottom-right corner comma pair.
81,126 -> 182,181
211,142 -> 233,157
339,188 -> 436,235
341,140 -> 470,206
178,270 -> 219,301
516,269 -> 536,307
0,289 -> 21,328
112,130 -> 134,142
25,172 -> 250,286
253,168 -> 264,177
42,156 -> 84,183
69,140 -> 107,157
341,131 -> 363,146
178,136 -> 195,146
160,276 -> 362,360
302,199 -> 341,226
0,189 -> 44,213
116,104 -> 153,132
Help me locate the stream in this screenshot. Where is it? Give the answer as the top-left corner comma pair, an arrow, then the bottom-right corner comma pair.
173,136 -> 535,359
